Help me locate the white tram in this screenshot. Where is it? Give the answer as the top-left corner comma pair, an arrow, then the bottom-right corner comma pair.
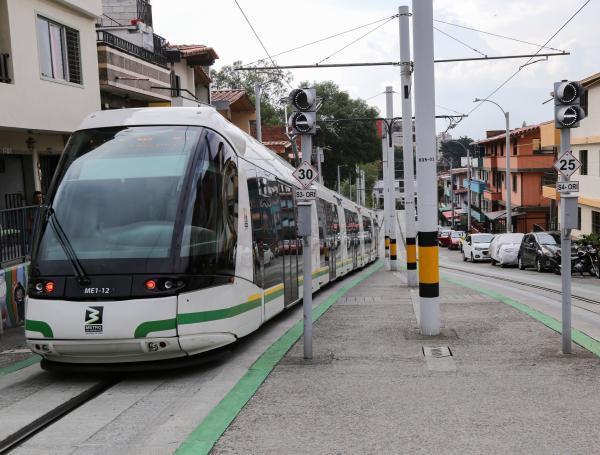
25,107 -> 379,366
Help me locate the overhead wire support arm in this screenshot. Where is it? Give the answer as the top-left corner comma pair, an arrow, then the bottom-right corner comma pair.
234,52 -> 570,71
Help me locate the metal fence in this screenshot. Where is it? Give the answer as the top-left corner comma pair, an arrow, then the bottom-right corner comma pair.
0,206 -> 40,267
96,30 -> 167,68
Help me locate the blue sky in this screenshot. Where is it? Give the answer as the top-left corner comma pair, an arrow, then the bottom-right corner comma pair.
152,0 -> 599,141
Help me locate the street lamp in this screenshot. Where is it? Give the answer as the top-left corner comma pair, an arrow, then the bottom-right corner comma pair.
473,98 -> 511,233
443,139 -> 472,233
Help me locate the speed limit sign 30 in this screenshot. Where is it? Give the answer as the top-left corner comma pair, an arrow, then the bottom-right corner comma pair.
554,150 -> 582,179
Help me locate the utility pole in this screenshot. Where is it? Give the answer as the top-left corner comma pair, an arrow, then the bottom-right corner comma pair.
382,128 -> 390,261
450,160 -> 455,229
412,0 -> 440,335
386,86 -> 398,272
467,145 -> 471,232
316,147 -> 324,184
504,111 -> 511,232
254,83 -> 262,142
399,5 -> 417,287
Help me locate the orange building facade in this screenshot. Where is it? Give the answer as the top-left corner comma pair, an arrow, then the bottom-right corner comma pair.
477,122 -> 558,233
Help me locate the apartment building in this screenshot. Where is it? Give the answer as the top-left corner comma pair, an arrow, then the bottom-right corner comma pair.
543,72 -> 600,236
0,0 -> 102,208
477,122 -> 557,233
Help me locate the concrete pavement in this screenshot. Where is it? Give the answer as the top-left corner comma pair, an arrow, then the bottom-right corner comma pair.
213,265 -> 600,454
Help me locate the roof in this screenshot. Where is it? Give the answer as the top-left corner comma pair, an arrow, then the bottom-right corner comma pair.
476,124 -> 540,145
167,44 -> 218,66
211,89 -> 255,111
580,71 -> 600,89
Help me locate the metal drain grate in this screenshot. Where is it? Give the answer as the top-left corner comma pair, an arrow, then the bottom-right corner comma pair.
422,346 -> 453,358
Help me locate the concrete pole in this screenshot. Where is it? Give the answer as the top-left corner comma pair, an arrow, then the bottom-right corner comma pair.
560,128 -> 572,354
255,83 -> 262,142
505,112 -> 511,232
300,134 -> 313,359
382,130 -> 390,260
399,5 -> 417,287
450,161 -> 455,229
412,0 -> 440,335
467,145 -> 471,232
386,87 -> 398,271
337,165 -> 342,194
316,147 -> 324,184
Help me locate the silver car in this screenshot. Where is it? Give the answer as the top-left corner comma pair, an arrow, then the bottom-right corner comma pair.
489,233 -> 525,267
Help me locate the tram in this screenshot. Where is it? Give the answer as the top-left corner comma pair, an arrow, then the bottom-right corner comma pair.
25,107 -> 379,366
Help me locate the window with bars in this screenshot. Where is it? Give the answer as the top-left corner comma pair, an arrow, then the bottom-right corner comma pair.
36,16 -> 81,84
580,150 -> 588,175
512,174 -> 517,192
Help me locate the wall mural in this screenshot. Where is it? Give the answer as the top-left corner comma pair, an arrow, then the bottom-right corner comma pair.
0,264 -> 28,329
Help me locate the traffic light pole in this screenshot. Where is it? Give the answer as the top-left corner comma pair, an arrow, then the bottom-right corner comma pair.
412,0 -> 440,335
399,5 -> 417,287
386,87 -> 398,272
299,133 -> 313,360
382,131 -> 390,261
559,127 -> 572,355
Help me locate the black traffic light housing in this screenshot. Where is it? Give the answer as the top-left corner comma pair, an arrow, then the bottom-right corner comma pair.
554,81 -> 587,129
288,88 -> 317,135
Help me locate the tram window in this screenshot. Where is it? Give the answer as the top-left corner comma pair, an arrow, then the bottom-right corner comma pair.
180,131 -> 237,277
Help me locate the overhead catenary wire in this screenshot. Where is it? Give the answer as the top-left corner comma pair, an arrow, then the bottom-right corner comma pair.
465,0 -> 591,119
434,26 -> 487,57
242,14 -> 398,68
232,0 -> 293,89
434,18 -> 565,53
316,16 -> 397,65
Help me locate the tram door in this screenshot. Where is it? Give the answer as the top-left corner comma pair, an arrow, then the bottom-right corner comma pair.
345,209 -> 358,270
325,201 -> 338,280
280,183 -> 299,306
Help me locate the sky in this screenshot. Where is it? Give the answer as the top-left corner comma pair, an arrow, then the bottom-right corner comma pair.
151,0 -> 599,141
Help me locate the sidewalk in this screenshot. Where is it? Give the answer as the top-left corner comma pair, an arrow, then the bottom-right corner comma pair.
212,265 -> 600,454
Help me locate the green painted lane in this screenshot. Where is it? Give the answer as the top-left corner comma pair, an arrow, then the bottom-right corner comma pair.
175,261 -> 384,455
0,355 -> 41,378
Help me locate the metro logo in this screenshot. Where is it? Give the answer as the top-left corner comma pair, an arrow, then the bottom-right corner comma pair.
84,306 -> 104,333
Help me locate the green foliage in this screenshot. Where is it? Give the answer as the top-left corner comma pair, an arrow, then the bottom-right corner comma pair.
439,136 -> 473,169
575,233 -> 600,248
210,60 -> 293,126
305,80 -> 381,189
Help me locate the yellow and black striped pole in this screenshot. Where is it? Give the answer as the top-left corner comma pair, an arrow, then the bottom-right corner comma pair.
399,5 -> 417,287
385,86 -> 399,271
385,236 -> 390,259
412,0 -> 440,335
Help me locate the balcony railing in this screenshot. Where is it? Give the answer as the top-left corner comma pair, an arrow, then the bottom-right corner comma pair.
541,171 -> 558,187
96,30 -> 167,68
0,53 -> 10,84
0,206 -> 40,266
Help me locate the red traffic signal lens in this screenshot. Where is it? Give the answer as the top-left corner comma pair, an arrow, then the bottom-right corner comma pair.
44,281 -> 55,293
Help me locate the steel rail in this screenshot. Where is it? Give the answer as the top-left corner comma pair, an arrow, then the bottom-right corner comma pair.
439,264 -> 600,306
0,379 -> 118,454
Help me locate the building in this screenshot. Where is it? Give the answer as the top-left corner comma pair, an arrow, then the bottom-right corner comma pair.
0,0 -> 102,208
212,89 -> 256,134
542,72 -> 600,236
96,0 -> 217,109
476,122 -> 557,233
439,168 -> 468,227
463,143 -> 487,231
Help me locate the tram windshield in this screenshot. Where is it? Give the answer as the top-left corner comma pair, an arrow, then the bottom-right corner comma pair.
34,125 -> 237,277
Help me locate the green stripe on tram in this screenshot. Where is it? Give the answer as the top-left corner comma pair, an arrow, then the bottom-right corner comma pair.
25,320 -> 54,338
177,297 -> 262,325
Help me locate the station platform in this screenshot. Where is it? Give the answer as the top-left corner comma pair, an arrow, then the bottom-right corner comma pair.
205,263 -> 600,454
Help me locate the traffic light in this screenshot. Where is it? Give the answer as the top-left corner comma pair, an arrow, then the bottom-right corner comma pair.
554,80 -> 587,129
288,88 -> 317,135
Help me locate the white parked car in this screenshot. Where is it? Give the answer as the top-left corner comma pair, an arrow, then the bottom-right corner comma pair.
489,233 -> 524,267
462,233 -> 494,262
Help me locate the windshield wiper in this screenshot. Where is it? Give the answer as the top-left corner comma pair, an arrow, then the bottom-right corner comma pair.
47,208 -> 90,285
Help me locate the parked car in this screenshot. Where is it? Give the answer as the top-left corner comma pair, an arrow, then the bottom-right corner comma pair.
448,231 -> 465,250
489,233 -> 525,267
438,229 -> 452,247
462,233 -> 494,262
518,232 -> 561,272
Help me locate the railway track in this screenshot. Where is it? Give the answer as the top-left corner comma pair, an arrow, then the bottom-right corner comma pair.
440,264 -> 600,307
0,379 -> 118,454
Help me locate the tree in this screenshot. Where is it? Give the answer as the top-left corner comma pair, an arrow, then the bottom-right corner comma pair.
304,81 -> 381,189
439,135 -> 473,169
210,60 -> 293,126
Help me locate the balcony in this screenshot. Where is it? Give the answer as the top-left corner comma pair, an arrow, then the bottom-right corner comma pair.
483,188 -> 502,201
509,154 -> 555,172
97,30 -> 171,104
483,156 -> 497,170
0,53 -> 10,84
464,178 -> 487,194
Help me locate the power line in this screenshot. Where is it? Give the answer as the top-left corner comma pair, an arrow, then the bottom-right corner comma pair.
316,16 -> 397,65
242,15 -> 398,68
434,26 -> 487,57
364,91 -> 385,102
467,0 -> 591,118
232,0 -> 293,89
433,19 -> 565,53
436,104 -> 465,115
